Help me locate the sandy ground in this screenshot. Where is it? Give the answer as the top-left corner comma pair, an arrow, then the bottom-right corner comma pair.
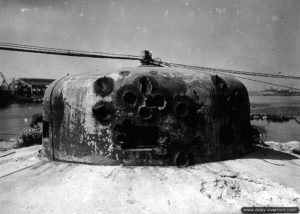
0,141 -> 299,214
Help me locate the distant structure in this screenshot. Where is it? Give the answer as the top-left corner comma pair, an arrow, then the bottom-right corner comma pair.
0,72 -> 13,106
248,88 -> 300,96
10,78 -> 55,102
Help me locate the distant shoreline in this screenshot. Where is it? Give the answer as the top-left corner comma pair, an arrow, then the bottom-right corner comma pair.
249,94 -> 300,96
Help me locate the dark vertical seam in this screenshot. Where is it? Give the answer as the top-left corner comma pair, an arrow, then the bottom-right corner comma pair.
49,76 -> 67,160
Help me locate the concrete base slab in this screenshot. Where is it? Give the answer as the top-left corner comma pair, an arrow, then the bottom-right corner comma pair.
0,142 -> 299,214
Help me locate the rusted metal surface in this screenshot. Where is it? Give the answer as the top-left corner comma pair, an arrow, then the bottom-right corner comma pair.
42,66 -> 253,166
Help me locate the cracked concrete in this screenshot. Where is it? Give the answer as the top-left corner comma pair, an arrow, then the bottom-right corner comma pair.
0,141 -> 299,213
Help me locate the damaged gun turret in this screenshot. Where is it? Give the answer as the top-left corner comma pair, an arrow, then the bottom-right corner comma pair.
42,52 -> 253,166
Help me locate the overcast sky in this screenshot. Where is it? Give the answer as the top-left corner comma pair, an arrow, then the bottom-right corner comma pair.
0,0 -> 299,90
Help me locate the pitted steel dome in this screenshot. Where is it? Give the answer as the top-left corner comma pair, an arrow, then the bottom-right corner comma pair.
42,66 -> 253,166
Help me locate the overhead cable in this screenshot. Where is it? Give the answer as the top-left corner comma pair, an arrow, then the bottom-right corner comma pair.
157,61 -> 300,80
160,62 -> 300,91
1,42 -> 300,91
0,42 -> 141,60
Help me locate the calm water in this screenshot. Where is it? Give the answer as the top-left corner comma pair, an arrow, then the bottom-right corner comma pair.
250,95 -> 300,142
249,95 -> 300,116
0,96 -> 299,142
251,120 -> 300,142
0,103 -> 43,140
